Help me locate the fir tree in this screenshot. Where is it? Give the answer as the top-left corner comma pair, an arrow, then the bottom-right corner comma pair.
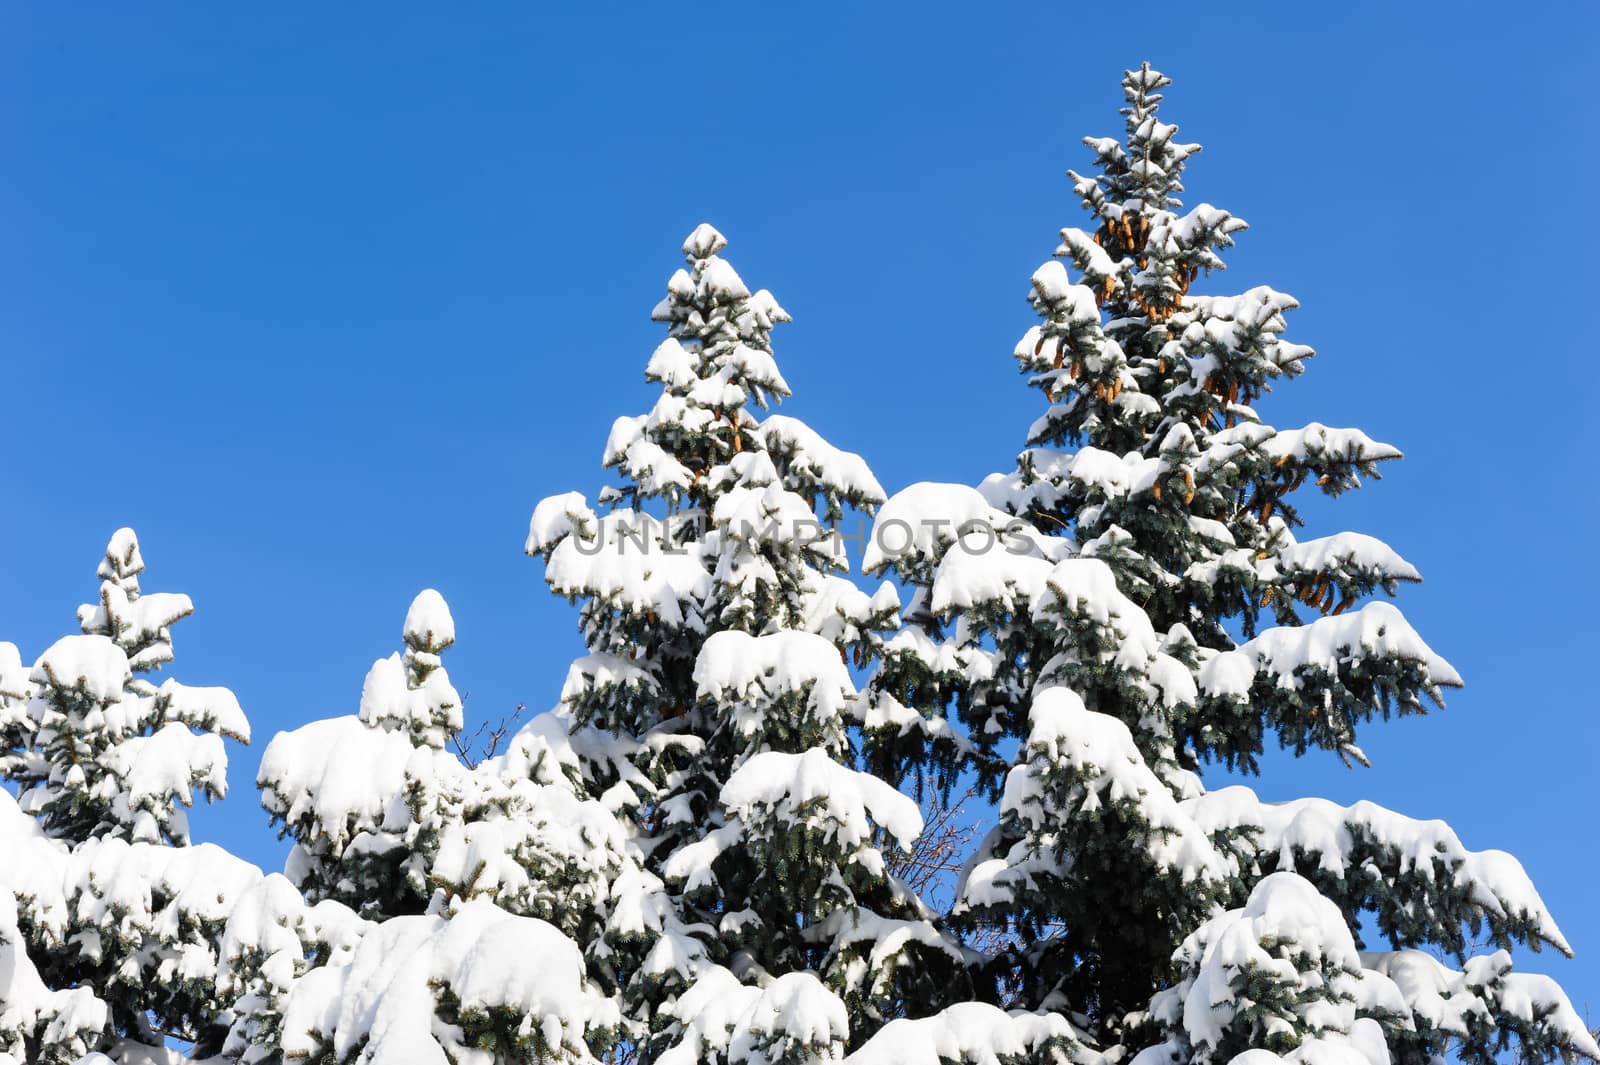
259,588 -> 633,937
0,528 -> 249,846
0,530 -> 263,1061
526,224 -> 972,1063
0,69 -> 1592,1065
258,588 -> 467,918
253,589 -> 639,1063
859,64 -> 1597,1065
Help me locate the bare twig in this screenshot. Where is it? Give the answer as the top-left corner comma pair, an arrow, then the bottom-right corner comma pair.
451,694 -> 528,769
881,773 -> 1065,990
882,775 -> 984,909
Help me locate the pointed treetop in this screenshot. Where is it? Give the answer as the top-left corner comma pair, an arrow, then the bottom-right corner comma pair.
683,222 -> 728,260
1119,62 -> 1173,142
1123,62 -> 1172,103
403,589 -> 456,655
78,527 -> 195,675
98,527 -> 145,588
1066,61 -> 1202,226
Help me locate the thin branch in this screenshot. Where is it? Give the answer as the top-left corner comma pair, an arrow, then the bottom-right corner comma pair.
451,694 -> 528,769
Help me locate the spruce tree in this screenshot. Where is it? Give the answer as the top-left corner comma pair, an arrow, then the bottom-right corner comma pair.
253,590 -> 639,1063
859,65 -> 1597,1065
525,224 -> 973,1063
257,588 -> 481,919
0,69 -> 1590,1065
258,588 -> 633,935
1,527 -> 249,846
0,530 -> 266,1061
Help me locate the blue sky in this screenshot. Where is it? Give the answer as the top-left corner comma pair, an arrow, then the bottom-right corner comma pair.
3,0 -> 1595,1021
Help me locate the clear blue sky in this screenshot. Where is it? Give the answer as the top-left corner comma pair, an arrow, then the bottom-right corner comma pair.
3,1 -> 1595,1021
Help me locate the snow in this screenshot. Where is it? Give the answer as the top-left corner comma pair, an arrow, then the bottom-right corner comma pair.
603,414 -> 696,496
690,372 -> 750,411
281,900 -> 619,1064
1131,873 -> 1382,1065
759,414 -> 887,506
525,491 -> 597,557
1275,532 -> 1420,583
1197,601 -> 1462,695
1260,422 -> 1402,466
0,806 -> 78,1061
258,716 -> 424,853
1027,558 -> 1198,710
1186,784 -> 1571,955
430,779 -> 629,923
402,589 -> 455,652
77,587 -> 194,654
633,899 -> 712,981
544,510 -> 711,625
101,527 -> 144,578
683,222 -> 728,259
659,966 -> 764,1065
220,872 -> 325,981
712,483 -> 844,571
0,931 -> 107,1065
721,342 -> 792,401
930,548 -> 1054,617
876,625 -> 972,684
100,723 -> 228,839
657,967 -> 852,1065
742,289 -> 792,332
856,691 -> 977,764
986,687 -> 1228,897
0,827 -> 273,1058
864,483 -> 1043,575
1029,262 -> 1099,323
844,1002 -> 1091,1065
722,748 -> 924,852
799,574 -> 885,647
68,837 -> 266,934
701,257 -> 751,300
1033,557 -> 1150,638
818,910 -> 979,1000
561,653 -> 659,704
1055,227 -> 1118,279
1176,287 -> 1305,369
0,791 -> 70,935
1469,960 -> 1599,1059
1360,949 -> 1490,1041
30,635 -> 130,703
0,642 -> 29,701
694,630 -> 856,730
436,903 -> 610,1034
646,337 -> 699,389
1060,445 -> 1159,498
357,650 -> 463,743
727,972 -> 849,1065
156,678 -> 250,742
1356,946 -> 1593,1055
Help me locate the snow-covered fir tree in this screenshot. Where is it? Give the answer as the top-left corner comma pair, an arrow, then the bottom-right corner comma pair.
258,588 -> 471,918
857,64 -> 1597,1065
524,223 -> 982,1064
1,527 -> 249,846
0,529 -> 262,1062
252,588 -> 636,1062
0,66 -> 1593,1065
